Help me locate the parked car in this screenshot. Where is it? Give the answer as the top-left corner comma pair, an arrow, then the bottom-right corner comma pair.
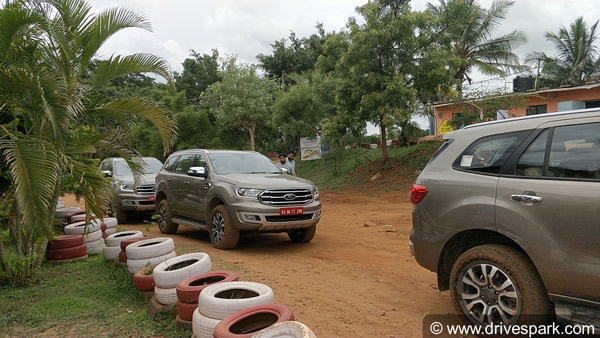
155,149 -> 322,249
100,157 -> 163,223
410,109 -> 600,329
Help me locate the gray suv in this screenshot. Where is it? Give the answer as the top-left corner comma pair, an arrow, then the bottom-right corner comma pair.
410,109 -> 599,329
100,157 -> 163,222
155,149 -> 321,249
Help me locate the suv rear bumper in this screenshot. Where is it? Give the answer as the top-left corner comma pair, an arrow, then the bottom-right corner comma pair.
228,199 -> 322,231
118,193 -> 155,212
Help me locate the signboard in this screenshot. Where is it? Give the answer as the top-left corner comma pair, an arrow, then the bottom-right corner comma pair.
300,137 -> 322,161
437,119 -> 454,135
497,109 -> 508,120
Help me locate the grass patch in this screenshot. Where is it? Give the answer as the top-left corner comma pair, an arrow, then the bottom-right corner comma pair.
0,255 -> 187,337
297,142 -> 443,191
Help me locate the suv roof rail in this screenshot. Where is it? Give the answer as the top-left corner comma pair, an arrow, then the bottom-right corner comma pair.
462,108 -> 600,130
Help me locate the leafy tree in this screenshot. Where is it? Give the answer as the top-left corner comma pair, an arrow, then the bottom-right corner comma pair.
528,17 -> 600,87
449,90 -> 531,129
257,24 -> 326,87
0,0 -> 176,285
175,49 -> 221,106
428,0 -> 526,94
204,58 -> 278,151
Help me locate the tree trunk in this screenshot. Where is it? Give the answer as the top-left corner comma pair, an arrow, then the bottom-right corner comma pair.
248,124 -> 255,151
380,121 -> 388,164
0,234 -> 8,273
34,237 -> 48,269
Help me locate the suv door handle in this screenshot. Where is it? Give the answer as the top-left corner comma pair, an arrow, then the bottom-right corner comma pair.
204,183 -> 211,190
166,177 -> 172,182
184,181 -> 190,185
510,194 -> 543,202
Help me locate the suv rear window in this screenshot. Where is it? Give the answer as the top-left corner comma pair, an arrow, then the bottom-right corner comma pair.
453,131 -> 528,175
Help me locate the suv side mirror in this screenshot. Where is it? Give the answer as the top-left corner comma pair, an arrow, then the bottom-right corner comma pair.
102,170 -> 112,177
280,167 -> 289,174
188,166 -> 208,178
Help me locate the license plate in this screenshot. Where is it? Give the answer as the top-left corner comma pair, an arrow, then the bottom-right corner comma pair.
148,196 -> 155,202
280,207 -> 304,216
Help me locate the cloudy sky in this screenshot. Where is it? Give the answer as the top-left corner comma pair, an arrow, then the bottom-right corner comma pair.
87,0 -> 599,132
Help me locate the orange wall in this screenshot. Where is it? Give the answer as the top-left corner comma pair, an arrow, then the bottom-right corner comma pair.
434,87 -> 600,135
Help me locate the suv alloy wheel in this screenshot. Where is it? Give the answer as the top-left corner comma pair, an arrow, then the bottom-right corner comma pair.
157,199 -> 178,234
209,205 -> 239,250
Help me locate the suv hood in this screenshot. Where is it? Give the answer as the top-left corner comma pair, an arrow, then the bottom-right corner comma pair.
116,173 -> 157,185
216,174 -> 314,189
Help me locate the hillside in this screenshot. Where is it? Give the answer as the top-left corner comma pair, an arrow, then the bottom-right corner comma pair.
296,142 -> 443,193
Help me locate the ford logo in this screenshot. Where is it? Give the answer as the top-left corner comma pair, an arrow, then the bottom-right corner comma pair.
283,193 -> 296,201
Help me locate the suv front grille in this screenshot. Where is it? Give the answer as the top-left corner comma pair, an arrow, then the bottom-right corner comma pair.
135,184 -> 155,195
259,189 -> 313,206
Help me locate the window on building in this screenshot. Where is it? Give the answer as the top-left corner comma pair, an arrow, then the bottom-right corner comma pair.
526,104 -> 547,116
585,100 -> 600,109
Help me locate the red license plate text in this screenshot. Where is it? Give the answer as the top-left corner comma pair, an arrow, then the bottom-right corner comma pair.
280,207 -> 304,216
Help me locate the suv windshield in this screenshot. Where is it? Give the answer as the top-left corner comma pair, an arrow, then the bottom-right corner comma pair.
208,153 -> 281,175
114,159 -> 163,176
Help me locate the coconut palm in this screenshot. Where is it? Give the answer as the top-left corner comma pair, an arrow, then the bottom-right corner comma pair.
0,0 -> 177,284
428,0 -> 526,94
528,17 -> 599,87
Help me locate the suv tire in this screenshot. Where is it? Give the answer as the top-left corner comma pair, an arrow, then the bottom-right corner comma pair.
288,225 -> 316,243
450,244 -> 550,326
157,199 -> 178,234
209,205 -> 239,250
113,199 -> 127,224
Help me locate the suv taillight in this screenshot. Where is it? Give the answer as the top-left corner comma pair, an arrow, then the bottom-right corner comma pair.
410,184 -> 428,205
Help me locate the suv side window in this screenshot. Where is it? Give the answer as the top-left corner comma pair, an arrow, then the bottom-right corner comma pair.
516,129 -> 549,177
164,155 -> 179,172
191,154 -> 208,168
548,123 -> 600,179
453,131 -> 527,174
174,154 -> 193,174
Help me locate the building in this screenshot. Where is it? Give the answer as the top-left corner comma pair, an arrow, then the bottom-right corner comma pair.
433,78 -> 600,136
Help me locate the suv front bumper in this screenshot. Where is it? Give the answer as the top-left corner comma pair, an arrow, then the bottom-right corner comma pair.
228,199 -> 322,231
117,193 -> 155,212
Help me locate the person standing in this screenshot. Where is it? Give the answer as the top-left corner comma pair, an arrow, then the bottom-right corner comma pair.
287,150 -> 296,173
276,153 -> 295,176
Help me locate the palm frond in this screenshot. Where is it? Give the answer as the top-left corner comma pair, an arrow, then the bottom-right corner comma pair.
93,53 -> 173,88
93,97 -> 178,155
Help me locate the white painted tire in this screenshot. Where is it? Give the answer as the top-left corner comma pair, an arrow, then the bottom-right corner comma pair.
103,217 -> 118,228
252,321 -> 317,338
69,214 -> 98,223
86,238 -> 105,255
104,227 -> 116,235
55,207 -> 81,218
198,281 -> 274,320
64,220 -> 102,235
154,285 -> 178,305
127,251 -> 176,274
104,230 -> 143,247
83,229 -> 102,243
126,237 -> 175,260
153,253 -> 212,289
103,245 -> 121,261
192,307 -> 220,338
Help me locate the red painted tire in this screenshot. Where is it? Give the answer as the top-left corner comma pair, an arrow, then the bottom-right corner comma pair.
176,271 -> 238,304
133,264 -> 157,291
213,304 -> 294,338
101,223 -> 107,232
120,237 -> 148,252
46,244 -> 88,261
176,300 -> 197,321
48,235 -> 84,250
102,231 -> 107,239
66,210 -> 85,223
119,251 -> 127,263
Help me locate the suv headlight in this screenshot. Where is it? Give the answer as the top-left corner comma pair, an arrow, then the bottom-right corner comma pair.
312,186 -> 319,199
120,184 -> 134,192
234,188 -> 264,199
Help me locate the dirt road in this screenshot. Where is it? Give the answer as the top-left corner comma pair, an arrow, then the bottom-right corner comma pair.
104,191 -> 454,338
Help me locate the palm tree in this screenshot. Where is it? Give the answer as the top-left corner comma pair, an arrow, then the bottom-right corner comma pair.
428,0 -> 526,94
528,17 -> 599,87
0,0 -> 177,284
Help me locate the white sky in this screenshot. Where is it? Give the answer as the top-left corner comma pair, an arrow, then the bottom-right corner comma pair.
87,0 -> 600,133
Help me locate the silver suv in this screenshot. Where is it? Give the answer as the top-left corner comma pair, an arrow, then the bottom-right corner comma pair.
155,149 -> 321,249
410,109 -> 599,329
100,157 -> 163,222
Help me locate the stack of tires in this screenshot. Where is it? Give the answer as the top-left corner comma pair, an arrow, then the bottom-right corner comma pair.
176,271 -> 238,325
100,217 -> 118,239
152,253 -> 212,310
46,235 -> 88,263
252,321 -> 317,338
103,230 -> 143,261
126,237 -> 176,274
192,282 -> 276,338
64,220 -> 104,255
